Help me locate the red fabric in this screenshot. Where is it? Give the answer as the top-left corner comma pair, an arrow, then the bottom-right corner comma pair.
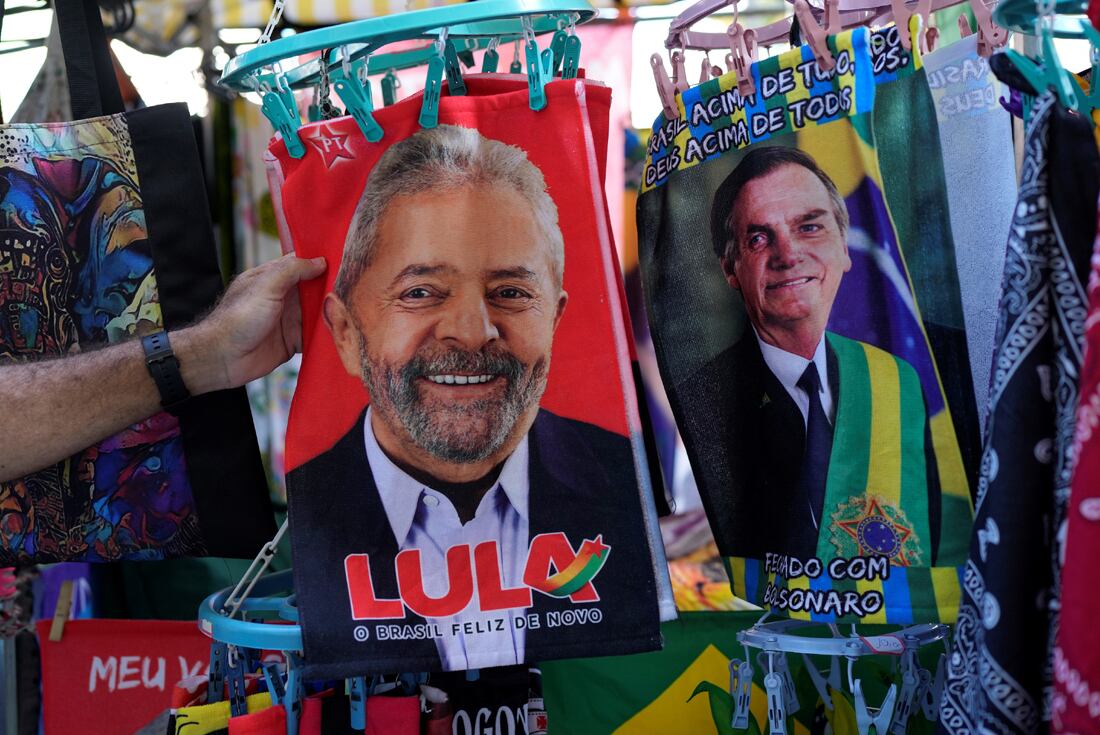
1053,206 -> 1100,732
1091,0 -> 1100,33
365,696 -> 420,735
35,619 -> 210,735
273,78 -> 629,471
229,702 -> 283,735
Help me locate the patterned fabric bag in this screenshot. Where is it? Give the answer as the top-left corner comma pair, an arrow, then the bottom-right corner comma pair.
0,0 -> 274,563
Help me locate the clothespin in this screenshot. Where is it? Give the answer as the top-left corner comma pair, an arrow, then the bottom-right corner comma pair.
890,0 -> 936,52
728,658 -> 752,728
550,24 -> 569,75
510,39 -> 523,74
920,653 -> 946,720
523,16 -> 555,111
419,39 -> 446,128
263,662 -> 286,705
226,646 -> 249,718
382,70 -> 400,107
482,37 -> 500,73
967,0 -> 1008,57
47,579 -> 72,642
764,670 -> 789,734
258,70 -> 306,159
853,679 -> 898,735
207,642 -> 228,703
792,0 -> 838,71
889,649 -> 921,735
561,16 -> 582,80
670,48 -> 689,91
330,53 -> 383,143
284,657 -> 304,735
349,676 -> 368,730
442,34 -> 468,96
650,54 -> 680,119
800,654 -> 833,711
727,22 -> 757,98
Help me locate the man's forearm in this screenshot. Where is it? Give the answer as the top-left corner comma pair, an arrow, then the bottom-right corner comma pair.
0,327 -> 225,483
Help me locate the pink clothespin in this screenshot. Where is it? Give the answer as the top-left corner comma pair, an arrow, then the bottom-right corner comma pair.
670,49 -> 690,92
651,53 -> 681,120
727,22 -> 758,98
793,0 -> 838,71
969,0 -> 1008,57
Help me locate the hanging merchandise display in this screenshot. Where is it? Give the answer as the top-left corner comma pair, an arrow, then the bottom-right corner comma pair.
217,0 -> 670,680
938,70 -> 1100,735
638,20 -> 975,625
0,0 -> 274,564
921,34 -> 1016,433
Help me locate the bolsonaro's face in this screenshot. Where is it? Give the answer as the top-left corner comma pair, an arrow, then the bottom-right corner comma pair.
325,183 -> 567,466
721,163 -> 851,341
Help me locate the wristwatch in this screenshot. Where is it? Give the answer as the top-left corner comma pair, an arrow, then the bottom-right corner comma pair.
141,330 -> 192,415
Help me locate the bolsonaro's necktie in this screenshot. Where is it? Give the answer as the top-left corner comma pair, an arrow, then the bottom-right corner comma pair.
797,364 -> 833,532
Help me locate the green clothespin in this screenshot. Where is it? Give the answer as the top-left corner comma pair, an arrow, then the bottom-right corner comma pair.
1003,0 -> 1079,113
550,28 -> 568,74
257,72 -> 305,158
523,17 -> 555,111
561,18 -> 581,80
382,69 -> 400,107
442,36 -> 468,96
420,52 -> 446,128
1078,19 -> 1100,126
330,55 -> 383,142
510,39 -> 523,74
482,38 -> 500,73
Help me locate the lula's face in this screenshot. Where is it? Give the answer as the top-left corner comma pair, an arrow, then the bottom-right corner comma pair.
330,183 -> 566,464
724,164 -> 851,335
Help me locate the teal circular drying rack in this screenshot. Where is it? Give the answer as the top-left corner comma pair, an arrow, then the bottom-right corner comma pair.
218,0 -> 598,91
993,0 -> 1089,37
198,569 -> 302,652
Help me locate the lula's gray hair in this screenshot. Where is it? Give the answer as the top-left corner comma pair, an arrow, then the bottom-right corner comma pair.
333,125 -> 565,303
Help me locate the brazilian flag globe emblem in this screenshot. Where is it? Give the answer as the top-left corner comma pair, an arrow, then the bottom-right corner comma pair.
830,496 -> 921,566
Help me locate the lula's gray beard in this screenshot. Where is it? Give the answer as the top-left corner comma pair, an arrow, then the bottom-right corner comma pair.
358,337 -> 548,464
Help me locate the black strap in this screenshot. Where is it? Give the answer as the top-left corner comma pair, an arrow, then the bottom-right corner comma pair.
54,0 -> 124,119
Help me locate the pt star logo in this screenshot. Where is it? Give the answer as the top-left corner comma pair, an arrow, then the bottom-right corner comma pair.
830,495 -> 922,566
308,126 -> 355,167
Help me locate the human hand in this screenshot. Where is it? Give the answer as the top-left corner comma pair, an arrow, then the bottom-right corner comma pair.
180,255 -> 327,393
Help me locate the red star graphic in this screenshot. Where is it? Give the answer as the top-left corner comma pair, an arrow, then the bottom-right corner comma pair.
307,126 -> 355,168
579,535 -> 610,558
837,498 -> 913,566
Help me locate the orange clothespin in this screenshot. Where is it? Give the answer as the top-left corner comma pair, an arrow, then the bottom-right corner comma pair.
727,22 -> 758,98
792,0 -> 838,70
651,53 -> 680,119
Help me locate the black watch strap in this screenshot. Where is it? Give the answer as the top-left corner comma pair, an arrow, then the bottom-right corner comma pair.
142,331 -> 192,415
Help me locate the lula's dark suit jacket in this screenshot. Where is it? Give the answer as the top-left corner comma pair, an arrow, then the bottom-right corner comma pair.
286,408 -> 661,680
674,334 -> 941,562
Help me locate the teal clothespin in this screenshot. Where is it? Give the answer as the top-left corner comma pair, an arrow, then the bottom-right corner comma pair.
258,72 -> 306,159
330,57 -> 383,143
550,28 -> 568,74
382,69 -> 400,107
561,32 -> 581,79
442,37 -> 468,96
482,38 -> 500,73
420,52 -> 446,128
1078,19 -> 1100,127
523,18 -> 555,111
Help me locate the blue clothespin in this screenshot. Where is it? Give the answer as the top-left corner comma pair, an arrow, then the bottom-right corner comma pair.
420,51 -> 446,129
482,38 -> 500,73
348,676 -> 368,731
728,658 -> 752,728
330,55 -> 383,143
381,70 -> 400,107
226,646 -> 249,718
257,71 -> 306,159
523,17 -> 555,111
207,642 -> 228,703
263,662 -> 286,705
284,655 -> 304,735
442,37 -> 468,96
